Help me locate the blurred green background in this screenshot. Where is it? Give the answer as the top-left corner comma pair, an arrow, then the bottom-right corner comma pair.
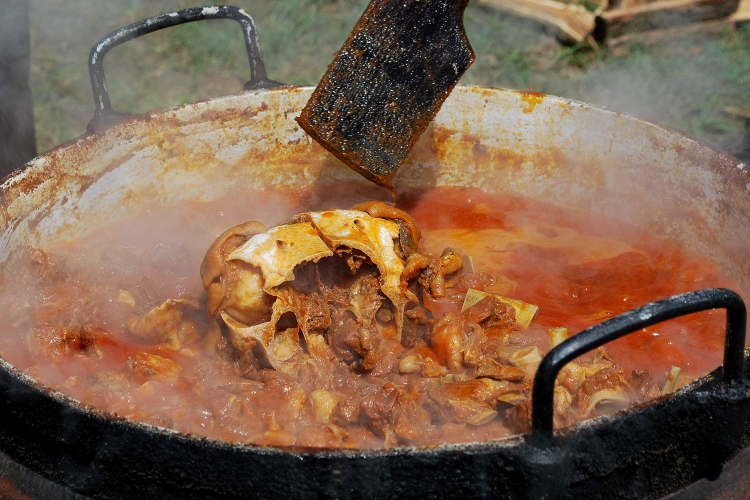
29,0 -> 750,158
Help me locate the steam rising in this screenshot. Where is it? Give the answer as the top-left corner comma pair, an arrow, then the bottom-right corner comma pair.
2,0 -> 741,452
462,4 -> 750,160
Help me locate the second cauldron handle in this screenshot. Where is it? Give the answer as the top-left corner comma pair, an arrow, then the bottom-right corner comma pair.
530,287 -> 747,445
87,5 -> 283,133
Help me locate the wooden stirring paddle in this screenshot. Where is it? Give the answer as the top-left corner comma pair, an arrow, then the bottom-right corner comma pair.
296,0 -> 474,192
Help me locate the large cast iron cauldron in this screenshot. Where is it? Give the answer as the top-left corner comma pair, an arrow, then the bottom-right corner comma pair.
1,6 -> 749,499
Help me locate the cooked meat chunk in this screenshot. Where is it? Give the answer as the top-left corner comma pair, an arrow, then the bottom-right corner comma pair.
578,367 -> 625,410
554,386 -> 574,428
200,220 -> 268,352
26,326 -> 80,358
629,369 -> 662,401
460,296 -> 516,331
4,199 -> 687,450
275,286 -> 331,338
394,392 -> 436,444
328,308 -> 365,365
360,384 -> 400,436
401,302 -> 433,348
126,298 -> 200,348
428,378 -> 516,426
331,396 -> 362,427
79,325 -> 106,358
505,399 -> 532,434
419,248 -> 464,298
79,325 -> 98,351
402,253 -> 433,282
191,204 -> 677,446
430,313 -> 464,370
462,323 -> 486,368
398,345 -> 447,378
453,272 -> 496,294
474,358 -> 526,381
130,352 -> 183,386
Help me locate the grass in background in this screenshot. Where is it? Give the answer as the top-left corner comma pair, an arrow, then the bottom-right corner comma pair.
29,0 -> 369,150
29,0 -> 750,158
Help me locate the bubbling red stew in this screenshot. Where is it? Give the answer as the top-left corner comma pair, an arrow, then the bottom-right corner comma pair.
0,185 -> 734,448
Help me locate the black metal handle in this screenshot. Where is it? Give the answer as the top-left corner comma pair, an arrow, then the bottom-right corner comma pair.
87,5 -> 283,133
531,288 -> 747,445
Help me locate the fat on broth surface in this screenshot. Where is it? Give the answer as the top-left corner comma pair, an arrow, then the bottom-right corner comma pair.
0,182 -> 734,448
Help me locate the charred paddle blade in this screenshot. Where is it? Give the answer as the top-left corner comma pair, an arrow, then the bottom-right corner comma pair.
296,0 -> 474,191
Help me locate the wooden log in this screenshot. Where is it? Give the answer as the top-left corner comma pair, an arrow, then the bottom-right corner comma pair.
618,0 -> 648,12
599,0 -> 740,39
550,0 -> 608,9
607,18 -> 734,55
296,0 -> 474,191
478,0 -> 598,44
731,0 -> 750,22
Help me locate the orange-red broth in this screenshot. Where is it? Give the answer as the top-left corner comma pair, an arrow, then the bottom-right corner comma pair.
0,185 -> 735,447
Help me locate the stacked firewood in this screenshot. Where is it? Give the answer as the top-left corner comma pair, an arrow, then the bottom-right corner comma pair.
478,0 -> 744,46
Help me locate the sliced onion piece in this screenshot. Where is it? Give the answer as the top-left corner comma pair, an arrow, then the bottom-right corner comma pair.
554,386 -> 573,423
584,387 -> 629,416
661,365 -> 682,394
508,346 -> 543,367
497,393 -> 527,405
468,409 -> 499,426
549,327 -> 569,348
